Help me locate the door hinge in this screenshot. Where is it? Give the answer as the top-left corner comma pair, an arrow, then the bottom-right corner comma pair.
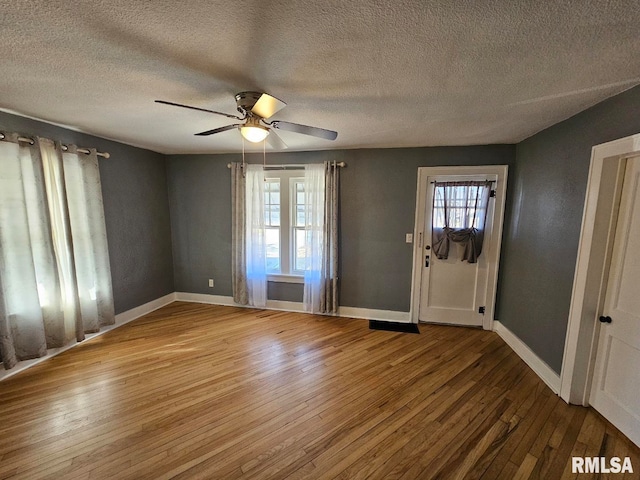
489,190 -> 496,198
478,306 -> 485,315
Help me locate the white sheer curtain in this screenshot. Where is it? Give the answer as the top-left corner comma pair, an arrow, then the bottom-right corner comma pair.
244,164 -> 267,307
303,164 -> 325,313
303,162 -> 339,314
0,135 -> 114,370
431,181 -> 492,263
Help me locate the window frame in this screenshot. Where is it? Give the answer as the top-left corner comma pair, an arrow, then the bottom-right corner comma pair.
263,170 -> 306,283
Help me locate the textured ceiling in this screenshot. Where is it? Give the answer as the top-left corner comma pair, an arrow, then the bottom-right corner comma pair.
0,0 -> 639,154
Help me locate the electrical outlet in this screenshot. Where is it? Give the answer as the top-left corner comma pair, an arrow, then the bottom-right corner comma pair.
208,279 -> 214,288
405,233 -> 413,243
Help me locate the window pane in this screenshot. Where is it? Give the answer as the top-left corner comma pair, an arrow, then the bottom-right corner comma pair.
296,206 -> 305,226
294,228 -> 307,271
271,207 -> 280,226
265,179 -> 281,228
265,227 -> 280,272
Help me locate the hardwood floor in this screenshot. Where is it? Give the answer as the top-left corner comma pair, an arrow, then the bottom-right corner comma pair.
0,302 -> 638,479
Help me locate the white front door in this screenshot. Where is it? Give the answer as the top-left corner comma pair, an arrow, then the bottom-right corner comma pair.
590,156 -> 640,447
410,166 -> 507,329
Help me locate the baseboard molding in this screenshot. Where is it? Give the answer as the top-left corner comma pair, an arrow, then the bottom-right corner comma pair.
493,320 -> 561,394
175,292 -> 308,314
175,292 -> 411,323
0,292 -> 176,382
114,292 -> 177,324
337,306 -> 411,323
174,292 -> 238,307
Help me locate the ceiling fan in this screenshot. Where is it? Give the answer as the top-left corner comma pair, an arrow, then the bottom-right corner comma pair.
155,92 -> 338,149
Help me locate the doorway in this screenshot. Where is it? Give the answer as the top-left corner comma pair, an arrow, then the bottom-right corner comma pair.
410,166 -> 508,330
561,134 -> 640,448
588,154 -> 640,446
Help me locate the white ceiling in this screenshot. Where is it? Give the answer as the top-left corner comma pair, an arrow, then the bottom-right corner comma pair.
1,0 -> 639,154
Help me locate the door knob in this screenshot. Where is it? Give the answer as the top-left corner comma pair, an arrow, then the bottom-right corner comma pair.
599,315 -> 612,324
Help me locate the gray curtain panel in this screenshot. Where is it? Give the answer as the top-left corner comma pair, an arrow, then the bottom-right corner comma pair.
230,162 -> 249,305
231,162 -> 249,305
322,161 -> 339,313
431,181 -> 492,264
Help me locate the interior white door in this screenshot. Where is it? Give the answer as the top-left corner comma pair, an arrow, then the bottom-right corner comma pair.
590,156 -> 640,447
417,175 -> 496,327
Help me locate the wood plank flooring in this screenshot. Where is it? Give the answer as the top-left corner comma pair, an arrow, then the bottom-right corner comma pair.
0,302 -> 638,479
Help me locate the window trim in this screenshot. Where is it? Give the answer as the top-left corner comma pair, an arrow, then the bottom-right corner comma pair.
267,273 -> 304,284
263,170 -> 305,279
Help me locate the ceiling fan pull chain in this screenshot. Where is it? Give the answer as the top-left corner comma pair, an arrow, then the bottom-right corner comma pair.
241,135 -> 246,177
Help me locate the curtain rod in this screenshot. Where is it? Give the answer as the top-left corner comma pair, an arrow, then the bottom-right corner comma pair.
0,132 -> 110,159
430,179 -> 495,184
226,162 -> 346,169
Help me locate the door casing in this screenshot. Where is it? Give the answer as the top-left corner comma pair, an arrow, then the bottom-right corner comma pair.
561,133 -> 640,406
409,165 -> 508,330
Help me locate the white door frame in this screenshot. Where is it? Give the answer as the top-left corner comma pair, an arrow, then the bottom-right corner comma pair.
561,133 -> 640,405
409,165 -> 508,330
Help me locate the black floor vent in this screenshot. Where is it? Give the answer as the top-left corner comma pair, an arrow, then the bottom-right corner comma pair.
369,320 -> 420,334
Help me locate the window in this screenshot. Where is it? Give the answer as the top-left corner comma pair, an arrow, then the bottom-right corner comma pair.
263,170 -> 307,279
432,183 -> 488,229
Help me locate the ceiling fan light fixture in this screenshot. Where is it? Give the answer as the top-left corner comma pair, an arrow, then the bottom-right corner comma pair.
240,125 -> 269,143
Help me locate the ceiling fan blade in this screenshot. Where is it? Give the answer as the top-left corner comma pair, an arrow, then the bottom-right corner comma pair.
155,100 -> 243,120
266,129 -> 288,150
251,93 -> 287,119
194,124 -> 240,136
270,120 -> 338,141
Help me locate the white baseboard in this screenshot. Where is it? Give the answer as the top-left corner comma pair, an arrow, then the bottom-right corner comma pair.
493,320 -> 561,394
175,292 -> 411,323
114,292 -> 177,324
175,292 -> 307,313
267,300 -> 306,312
0,292 -> 176,382
337,306 -> 411,323
174,292 -> 237,307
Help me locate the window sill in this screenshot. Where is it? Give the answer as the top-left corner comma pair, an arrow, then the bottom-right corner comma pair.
267,274 -> 304,284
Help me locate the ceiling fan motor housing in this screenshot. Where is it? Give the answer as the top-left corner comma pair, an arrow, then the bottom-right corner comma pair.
235,91 -> 263,115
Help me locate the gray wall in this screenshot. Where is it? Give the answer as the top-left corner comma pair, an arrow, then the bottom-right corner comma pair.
497,85 -> 640,374
0,112 -> 175,314
166,145 -> 515,311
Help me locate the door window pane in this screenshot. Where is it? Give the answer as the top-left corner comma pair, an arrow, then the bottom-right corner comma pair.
433,185 -> 486,229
